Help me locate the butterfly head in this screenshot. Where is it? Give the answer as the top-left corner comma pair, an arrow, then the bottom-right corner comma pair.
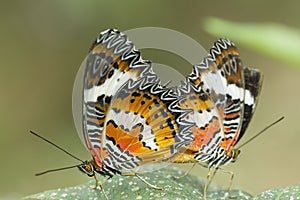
230,149 -> 241,163
78,160 -> 96,177
222,148 -> 241,166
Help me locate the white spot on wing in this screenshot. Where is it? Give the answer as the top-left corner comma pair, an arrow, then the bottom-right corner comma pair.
202,71 -> 227,95
244,89 -> 254,105
84,71 -> 138,102
227,84 -> 244,101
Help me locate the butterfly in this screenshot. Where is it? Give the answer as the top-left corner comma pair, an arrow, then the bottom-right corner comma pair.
81,31 -> 263,198
171,38 -> 262,198
78,29 -> 194,198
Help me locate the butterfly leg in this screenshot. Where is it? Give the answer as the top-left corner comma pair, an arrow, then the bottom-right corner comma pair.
99,183 -> 109,200
173,163 -> 196,179
91,173 -> 110,200
91,173 -> 99,188
218,167 -> 236,199
123,173 -> 163,190
203,168 -> 218,200
206,167 -> 218,189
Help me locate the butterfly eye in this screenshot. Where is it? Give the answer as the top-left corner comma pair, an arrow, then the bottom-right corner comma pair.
78,161 -> 94,177
85,164 -> 92,172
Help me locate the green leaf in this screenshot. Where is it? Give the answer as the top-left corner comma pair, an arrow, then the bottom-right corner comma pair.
254,183 -> 300,200
23,167 -> 252,200
23,167 -> 300,199
203,17 -> 300,67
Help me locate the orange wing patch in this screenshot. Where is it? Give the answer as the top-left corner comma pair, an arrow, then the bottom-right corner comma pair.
106,120 -> 153,154
110,88 -> 178,149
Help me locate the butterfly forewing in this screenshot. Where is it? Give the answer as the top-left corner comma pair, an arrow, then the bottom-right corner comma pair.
236,67 -> 262,144
82,29 -> 159,165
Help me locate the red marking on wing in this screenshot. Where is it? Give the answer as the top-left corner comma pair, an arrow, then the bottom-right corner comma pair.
85,137 -> 103,168
189,117 -> 221,151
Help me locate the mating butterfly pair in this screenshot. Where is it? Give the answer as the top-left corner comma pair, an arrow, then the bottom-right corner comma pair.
34,29 -> 262,199
77,29 -> 262,198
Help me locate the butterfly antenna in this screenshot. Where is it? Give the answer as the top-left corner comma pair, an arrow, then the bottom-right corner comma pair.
236,116 -> 284,150
29,130 -> 84,163
35,164 -> 82,176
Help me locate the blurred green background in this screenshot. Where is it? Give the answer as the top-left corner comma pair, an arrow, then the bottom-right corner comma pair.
1,0 -> 300,198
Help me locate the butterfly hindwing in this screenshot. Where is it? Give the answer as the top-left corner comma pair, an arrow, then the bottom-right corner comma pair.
100,78 -> 192,172
169,83 -> 216,161
188,39 -> 246,152
175,39 -> 262,167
